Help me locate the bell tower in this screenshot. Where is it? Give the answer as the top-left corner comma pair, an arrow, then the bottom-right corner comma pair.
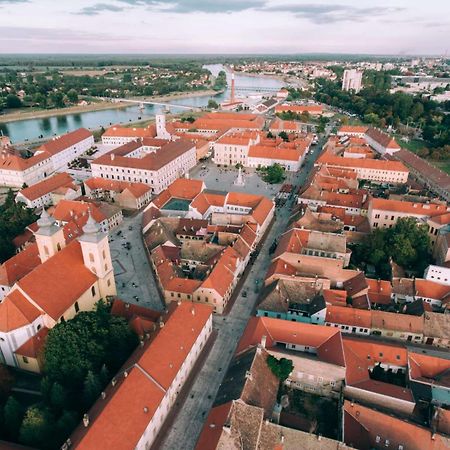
34,209 -> 66,263
78,212 -> 116,298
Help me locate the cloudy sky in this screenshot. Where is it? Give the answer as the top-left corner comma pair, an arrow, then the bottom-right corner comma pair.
0,0 -> 449,54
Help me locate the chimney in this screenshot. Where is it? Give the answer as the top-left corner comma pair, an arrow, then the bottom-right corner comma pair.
83,414 -> 89,427
111,154 -> 115,161
123,371 -> 128,378
101,391 -> 106,399
143,406 -> 149,413
191,307 -> 195,315
159,319 -> 165,328
261,335 -> 267,348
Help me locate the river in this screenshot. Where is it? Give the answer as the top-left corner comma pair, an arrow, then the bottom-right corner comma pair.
0,64 -> 284,144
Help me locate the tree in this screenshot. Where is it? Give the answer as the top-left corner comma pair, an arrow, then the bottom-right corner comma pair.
3,396 -> 23,440
19,406 -> 52,448
266,355 -> 293,382
66,89 -> 78,104
49,382 -> 67,412
262,163 -> 285,184
83,370 -> 102,408
207,99 -> 219,109
266,131 -> 274,138
122,73 -> 132,83
44,301 -> 138,391
278,131 -> 289,142
6,94 -> 22,109
50,91 -> 64,108
350,217 -> 432,279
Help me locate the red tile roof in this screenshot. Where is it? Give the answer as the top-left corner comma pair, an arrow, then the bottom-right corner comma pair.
17,241 -> 98,320
275,104 -> 323,114
0,290 -> 41,332
344,400 -> 449,450
18,172 -> 77,202
14,326 -> 49,358
370,198 -> 448,216
38,128 -> 92,155
103,124 -> 156,138
0,243 -> 40,287
237,316 -> 345,367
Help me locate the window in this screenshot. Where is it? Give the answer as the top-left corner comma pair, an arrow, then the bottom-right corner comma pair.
22,356 -> 29,364
89,253 -> 95,262
74,302 -> 80,313
91,286 -> 96,297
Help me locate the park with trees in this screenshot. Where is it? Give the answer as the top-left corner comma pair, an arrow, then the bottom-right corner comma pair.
0,301 -> 138,449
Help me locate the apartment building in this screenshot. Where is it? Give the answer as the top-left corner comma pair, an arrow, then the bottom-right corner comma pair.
342,69 -> 363,93
91,138 -> 196,194
35,128 -> 94,171
101,124 -> 157,146
0,150 -> 53,188
367,198 -> 449,229
213,130 -> 260,166
316,152 -> 409,184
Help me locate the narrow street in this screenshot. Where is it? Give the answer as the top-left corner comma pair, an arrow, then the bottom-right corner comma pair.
159,134 -> 326,450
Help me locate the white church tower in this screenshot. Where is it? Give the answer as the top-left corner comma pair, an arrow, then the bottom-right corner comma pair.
35,209 -> 66,263
78,212 -> 117,299
156,114 -> 171,140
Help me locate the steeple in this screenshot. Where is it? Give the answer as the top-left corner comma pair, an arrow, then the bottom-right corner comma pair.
77,211 -> 116,298
79,211 -> 106,244
35,209 -> 65,263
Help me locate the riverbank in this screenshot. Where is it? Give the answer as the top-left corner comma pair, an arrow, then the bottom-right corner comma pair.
0,101 -> 129,123
0,89 -> 220,124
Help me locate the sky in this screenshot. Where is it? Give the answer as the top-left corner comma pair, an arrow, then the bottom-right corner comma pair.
0,0 -> 449,55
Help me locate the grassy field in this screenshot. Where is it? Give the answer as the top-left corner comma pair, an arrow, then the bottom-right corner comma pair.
394,136 -> 450,175
434,161 -> 450,175
395,136 -> 427,153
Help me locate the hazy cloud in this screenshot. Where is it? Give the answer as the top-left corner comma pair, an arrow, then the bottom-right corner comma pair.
76,3 -> 128,15
261,3 -> 404,24
0,26 -> 129,42
117,0 -> 266,13
0,0 -> 29,3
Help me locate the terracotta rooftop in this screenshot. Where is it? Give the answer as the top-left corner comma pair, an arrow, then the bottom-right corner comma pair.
0,289 -> 42,332
343,400 -> 450,450
370,198 -> 448,216
18,172 -> 77,202
17,240 -> 98,321
38,128 -> 92,155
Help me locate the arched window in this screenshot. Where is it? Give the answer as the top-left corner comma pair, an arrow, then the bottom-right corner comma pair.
44,245 -> 49,255
91,286 -> 96,297
57,243 -> 61,251
89,253 -> 95,262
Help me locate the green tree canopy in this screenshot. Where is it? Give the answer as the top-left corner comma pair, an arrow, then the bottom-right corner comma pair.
266,355 -> 293,382
261,163 -> 285,184
44,301 -> 138,390
350,217 -> 432,279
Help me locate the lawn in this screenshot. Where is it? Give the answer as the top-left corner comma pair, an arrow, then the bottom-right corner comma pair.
434,161 -> 450,175
394,135 -> 428,153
